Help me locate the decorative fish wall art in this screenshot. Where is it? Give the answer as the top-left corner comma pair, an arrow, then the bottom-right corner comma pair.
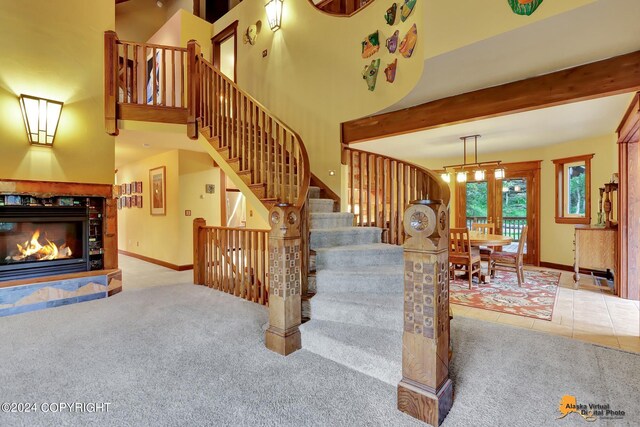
400,0 -> 416,22
386,30 -> 399,54
362,59 -> 381,91
399,24 -> 417,58
361,31 -> 380,58
385,3 -> 397,25
508,0 -> 544,16
384,59 -> 398,83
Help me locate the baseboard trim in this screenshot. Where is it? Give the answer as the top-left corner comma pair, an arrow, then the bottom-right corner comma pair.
539,261 -> 607,277
118,250 -> 193,271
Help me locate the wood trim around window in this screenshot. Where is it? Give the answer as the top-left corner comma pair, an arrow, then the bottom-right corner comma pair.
552,154 -> 594,225
211,20 -> 238,82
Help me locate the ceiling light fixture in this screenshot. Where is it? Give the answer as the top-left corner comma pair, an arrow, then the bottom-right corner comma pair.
441,135 -> 505,183
156,0 -> 163,7
19,94 -> 63,147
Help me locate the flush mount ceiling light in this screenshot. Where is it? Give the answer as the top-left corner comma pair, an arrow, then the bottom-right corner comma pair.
156,0 -> 163,7
19,94 -> 63,147
265,0 -> 283,31
441,135 -> 505,183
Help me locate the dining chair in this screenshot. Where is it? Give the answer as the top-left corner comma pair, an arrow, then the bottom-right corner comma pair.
490,225 -> 528,286
449,228 -> 482,289
471,222 -> 496,273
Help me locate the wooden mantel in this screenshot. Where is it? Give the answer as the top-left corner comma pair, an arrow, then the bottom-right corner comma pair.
617,93 -> 640,301
342,50 -> 640,144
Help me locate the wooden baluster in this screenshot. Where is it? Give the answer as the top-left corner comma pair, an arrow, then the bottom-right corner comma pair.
249,102 -> 255,184
397,161 -> 403,244
358,152 -> 364,226
223,228 -> 229,293
208,228 -> 214,287
280,125 -> 286,201
266,116 -> 273,198
133,45 -> 138,104
260,110 -> 266,188
152,47 -> 157,105
345,149 -> 355,217
390,160 -> 396,244
382,158 -> 388,238
161,48 -> 166,105
122,43 -> 129,103
170,49 -> 175,107
180,50 -> 185,108
374,156 -> 380,228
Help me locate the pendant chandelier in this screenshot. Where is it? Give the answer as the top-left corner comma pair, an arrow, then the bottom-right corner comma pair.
440,135 -> 505,183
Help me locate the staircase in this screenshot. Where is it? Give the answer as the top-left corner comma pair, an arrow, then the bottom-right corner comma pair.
300,185 -> 404,386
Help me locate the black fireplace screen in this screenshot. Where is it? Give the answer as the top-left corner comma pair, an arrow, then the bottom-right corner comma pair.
0,221 -> 84,266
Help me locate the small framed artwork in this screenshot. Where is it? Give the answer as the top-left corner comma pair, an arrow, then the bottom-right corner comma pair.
117,198 -> 122,209
121,184 -> 126,195
136,181 -> 143,193
138,195 -> 143,208
126,196 -> 131,208
126,183 -> 132,195
131,195 -> 137,208
149,166 -> 166,216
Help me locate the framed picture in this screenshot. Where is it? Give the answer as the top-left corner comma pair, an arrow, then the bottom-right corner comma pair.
121,184 -> 126,195
126,196 -> 131,208
131,195 -> 137,208
138,195 -> 143,208
149,166 -> 166,215
136,181 -> 143,193
117,198 -> 122,210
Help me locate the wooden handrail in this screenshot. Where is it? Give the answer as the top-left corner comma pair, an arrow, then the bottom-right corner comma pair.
190,45 -> 311,209
342,145 -> 451,245
194,220 -> 270,306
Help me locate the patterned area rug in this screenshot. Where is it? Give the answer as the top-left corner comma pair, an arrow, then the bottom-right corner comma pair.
450,269 -> 561,321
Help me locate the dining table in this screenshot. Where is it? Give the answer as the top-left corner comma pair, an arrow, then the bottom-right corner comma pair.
466,231 -> 513,283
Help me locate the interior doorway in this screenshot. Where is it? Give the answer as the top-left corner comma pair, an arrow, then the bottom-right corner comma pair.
456,161 -> 541,265
211,21 -> 238,82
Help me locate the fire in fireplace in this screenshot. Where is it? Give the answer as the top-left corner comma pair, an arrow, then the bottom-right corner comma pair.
4,227 -> 76,264
0,206 -> 90,281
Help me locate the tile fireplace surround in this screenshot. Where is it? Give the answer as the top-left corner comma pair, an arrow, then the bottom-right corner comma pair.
0,179 -> 121,316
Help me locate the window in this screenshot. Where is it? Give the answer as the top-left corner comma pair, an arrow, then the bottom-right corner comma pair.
552,154 -> 594,224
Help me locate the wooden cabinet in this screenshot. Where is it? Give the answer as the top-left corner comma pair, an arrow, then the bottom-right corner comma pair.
574,226 -> 617,292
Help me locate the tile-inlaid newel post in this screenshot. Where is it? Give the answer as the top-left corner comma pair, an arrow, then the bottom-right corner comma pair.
265,204 -> 302,355
398,200 -> 453,426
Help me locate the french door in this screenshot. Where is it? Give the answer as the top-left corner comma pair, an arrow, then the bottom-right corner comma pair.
455,161 -> 540,265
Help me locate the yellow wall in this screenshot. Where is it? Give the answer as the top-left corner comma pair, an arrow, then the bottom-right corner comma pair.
424,0 -> 595,58
117,150 -> 222,266
0,0 -> 115,185
421,134 -> 618,266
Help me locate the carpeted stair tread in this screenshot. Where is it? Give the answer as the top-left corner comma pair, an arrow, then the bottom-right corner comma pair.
310,295 -> 403,331
308,186 -> 321,199
315,243 -> 403,269
309,198 -> 335,213
316,267 -> 403,294
310,212 -> 354,229
310,227 -> 382,248
300,319 -> 402,385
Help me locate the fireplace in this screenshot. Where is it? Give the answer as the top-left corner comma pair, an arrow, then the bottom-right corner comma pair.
0,207 -> 89,281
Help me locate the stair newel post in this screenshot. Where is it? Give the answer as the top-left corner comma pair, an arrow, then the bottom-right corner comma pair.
398,200 -> 453,426
187,40 -> 201,140
265,203 -> 303,355
104,31 -> 119,136
193,218 -> 206,285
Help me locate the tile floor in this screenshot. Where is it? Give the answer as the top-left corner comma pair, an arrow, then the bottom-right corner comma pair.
453,267 -> 640,353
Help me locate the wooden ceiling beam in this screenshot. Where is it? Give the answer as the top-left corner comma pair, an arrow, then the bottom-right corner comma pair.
342,50 -> 640,145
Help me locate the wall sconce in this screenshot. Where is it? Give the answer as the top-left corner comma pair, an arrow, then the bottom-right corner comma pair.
19,94 -> 63,146
265,0 -> 283,31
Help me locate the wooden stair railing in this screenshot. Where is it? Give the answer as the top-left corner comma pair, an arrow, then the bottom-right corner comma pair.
193,219 -> 269,305
188,41 -> 310,210
104,31 -> 189,134
342,145 -> 451,245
